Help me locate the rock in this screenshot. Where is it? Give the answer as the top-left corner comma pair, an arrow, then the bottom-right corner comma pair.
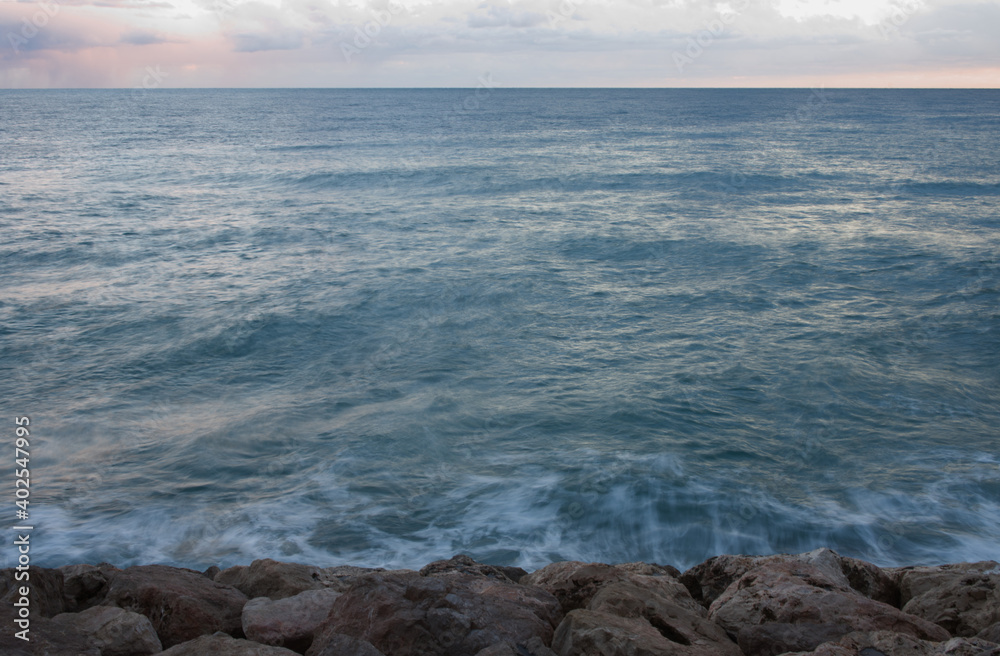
521,560 -> 695,615
894,561 -> 1000,636
59,563 -> 121,611
317,565 -> 388,593
586,581 -> 742,656
204,566 -> 222,580
319,569 -> 562,655
473,636 -> 558,656
553,608 -> 698,656
242,588 -> 343,652
1,565 -> 66,617
474,644 -> 518,656
216,559 -> 327,600
708,559 -> 950,643
103,564 -> 247,648
156,631 -> 301,655
420,554 -> 528,584
305,627 -> 386,656
680,548 -> 897,608
781,629 -> 1000,656
737,622 -> 851,656
0,610 -> 99,656
978,623 -> 1000,643
52,605 -> 162,656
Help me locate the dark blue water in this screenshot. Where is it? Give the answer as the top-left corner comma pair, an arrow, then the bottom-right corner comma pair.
2,89 -> 998,571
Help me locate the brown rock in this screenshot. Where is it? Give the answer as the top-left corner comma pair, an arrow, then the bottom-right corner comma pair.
736,622 -> 850,656
781,629 -> 1000,656
59,563 -> 121,611
306,627 -> 386,656
320,569 -> 562,655
1,565 -> 66,617
708,560 -> 950,644
216,559 -> 327,600
588,581 -> 742,656
242,588 -> 343,651
0,609 -> 99,656
103,564 -> 247,648
156,632 -> 301,655
52,605 -> 162,656
894,561 -> 1000,636
680,548 -> 897,608
420,554 -> 528,584
317,565 -> 389,593
552,608 -> 696,656
521,560 -> 696,614
472,636 -> 557,656
977,622 -> 1000,643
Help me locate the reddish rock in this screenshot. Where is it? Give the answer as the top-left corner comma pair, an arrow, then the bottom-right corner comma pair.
305,627 -> 387,656
420,554 -> 528,584
0,610 -> 99,656
52,605 -> 161,656
680,548 -> 897,608
473,636 -> 557,656
736,622 -> 851,656
103,564 -> 247,648
521,560 -> 696,614
318,565 -> 389,593
1,565 -> 66,617
588,581 -> 742,656
319,569 -> 562,655
708,560 -> 950,644
156,632 -> 301,655
781,629 -> 1000,656
894,561 -> 1000,637
242,588 -> 343,651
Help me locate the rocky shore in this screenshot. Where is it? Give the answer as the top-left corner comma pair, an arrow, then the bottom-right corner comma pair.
4,549 -> 999,656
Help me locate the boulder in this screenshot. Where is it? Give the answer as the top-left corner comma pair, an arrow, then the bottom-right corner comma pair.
318,569 -> 562,655
521,560 -> 695,614
736,622 -> 851,656
317,565 -> 389,593
587,581 -> 742,656
0,612 -> 99,656
680,548 -> 897,608
1,565 -> 66,617
103,564 -> 247,648
473,637 -> 558,656
242,588 -> 343,652
894,561 -> 1000,637
708,559 -> 950,644
420,554 -> 528,584
59,563 -> 120,611
978,623 -> 1000,643
156,631 -> 301,655
305,627 -> 386,656
216,559 -> 328,600
553,609 -> 699,656
781,629 -> 1000,656
52,605 -> 162,656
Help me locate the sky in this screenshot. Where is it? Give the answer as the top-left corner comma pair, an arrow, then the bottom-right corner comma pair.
1,0 -> 998,87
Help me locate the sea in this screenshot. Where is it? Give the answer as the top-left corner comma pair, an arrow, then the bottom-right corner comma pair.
2,89 -> 998,572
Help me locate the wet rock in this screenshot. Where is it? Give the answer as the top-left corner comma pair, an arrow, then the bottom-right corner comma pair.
156,631 -> 301,655
521,560 -> 695,614
103,564 -> 247,648
894,561 -> 1000,636
59,563 -> 121,612
420,554 -> 528,584
52,605 -> 162,656
553,609 -> 697,656
319,569 -> 562,655
708,559 -> 949,643
242,588 -> 343,652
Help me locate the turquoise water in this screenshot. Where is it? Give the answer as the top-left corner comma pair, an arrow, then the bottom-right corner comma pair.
2,89 -> 998,570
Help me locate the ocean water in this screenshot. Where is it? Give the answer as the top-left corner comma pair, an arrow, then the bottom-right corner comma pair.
2,89 -> 998,572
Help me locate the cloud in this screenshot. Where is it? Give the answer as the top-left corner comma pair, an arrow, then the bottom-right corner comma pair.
230,29 -> 305,51
467,4 -> 546,28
